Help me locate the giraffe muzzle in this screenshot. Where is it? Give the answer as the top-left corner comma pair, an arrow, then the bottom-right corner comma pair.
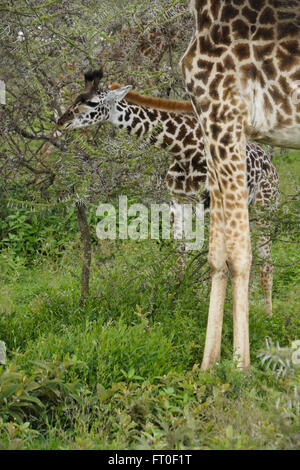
57,114 -> 72,130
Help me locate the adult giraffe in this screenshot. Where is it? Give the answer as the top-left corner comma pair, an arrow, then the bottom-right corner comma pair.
181,0 -> 300,370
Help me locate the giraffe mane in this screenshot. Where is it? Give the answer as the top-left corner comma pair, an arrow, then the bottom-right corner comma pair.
109,83 -> 194,114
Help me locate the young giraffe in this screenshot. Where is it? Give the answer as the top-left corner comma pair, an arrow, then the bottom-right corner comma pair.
57,70 -> 279,317
181,0 -> 300,370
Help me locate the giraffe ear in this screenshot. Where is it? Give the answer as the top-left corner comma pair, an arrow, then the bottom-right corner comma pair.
103,85 -> 133,104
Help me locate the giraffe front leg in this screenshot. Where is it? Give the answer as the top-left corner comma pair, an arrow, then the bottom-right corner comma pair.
202,137 -> 251,371
226,174 -> 252,370
182,56 -> 251,370
230,249 -> 251,370
200,160 -> 228,369
202,231 -> 228,369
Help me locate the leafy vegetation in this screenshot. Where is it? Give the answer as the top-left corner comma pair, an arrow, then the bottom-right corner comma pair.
0,173 -> 299,448
0,0 -> 299,450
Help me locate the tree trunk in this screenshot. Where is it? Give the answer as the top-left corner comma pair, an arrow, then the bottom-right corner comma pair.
76,202 -> 92,304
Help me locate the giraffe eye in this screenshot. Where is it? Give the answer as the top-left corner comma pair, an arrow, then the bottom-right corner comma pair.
86,101 -> 98,108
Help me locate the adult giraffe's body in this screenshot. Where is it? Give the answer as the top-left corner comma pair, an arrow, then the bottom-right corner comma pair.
181,0 -> 300,369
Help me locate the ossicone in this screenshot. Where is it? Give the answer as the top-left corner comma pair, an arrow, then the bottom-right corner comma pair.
84,69 -> 103,82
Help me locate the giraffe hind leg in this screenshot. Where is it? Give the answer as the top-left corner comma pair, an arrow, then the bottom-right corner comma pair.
170,199 -> 187,283
254,177 -> 278,318
258,235 -> 273,317
174,242 -> 187,283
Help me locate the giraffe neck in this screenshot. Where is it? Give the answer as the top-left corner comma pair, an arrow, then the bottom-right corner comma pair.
108,101 -> 158,137
108,98 -> 209,200
107,100 -> 189,153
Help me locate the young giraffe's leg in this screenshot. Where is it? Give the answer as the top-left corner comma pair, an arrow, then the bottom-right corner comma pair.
170,199 -> 187,282
257,230 -> 273,318
248,250 -> 256,292
249,217 -> 273,316
254,180 -> 279,318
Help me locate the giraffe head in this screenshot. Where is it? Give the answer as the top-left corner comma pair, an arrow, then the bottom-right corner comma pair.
57,69 -> 132,130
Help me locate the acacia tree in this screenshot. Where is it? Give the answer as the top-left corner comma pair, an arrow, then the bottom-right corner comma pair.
1,0 -> 298,302
0,0 -> 193,301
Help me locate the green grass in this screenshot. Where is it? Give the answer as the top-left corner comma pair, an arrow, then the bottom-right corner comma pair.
0,150 -> 299,449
